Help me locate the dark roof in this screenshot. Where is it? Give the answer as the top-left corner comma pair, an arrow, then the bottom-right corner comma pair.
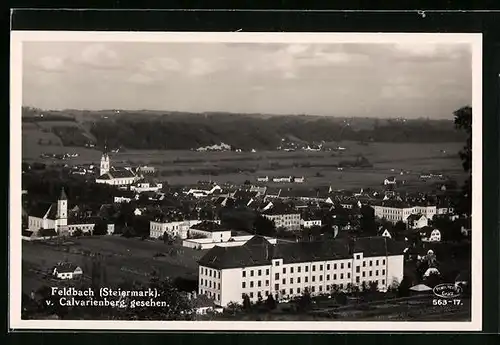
198,235 -> 404,269
190,221 -> 226,232
376,200 -> 412,208
233,190 -> 258,199
407,214 -> 426,222
29,202 -> 54,219
54,262 -> 80,273
351,237 -> 405,257
22,230 -> 33,237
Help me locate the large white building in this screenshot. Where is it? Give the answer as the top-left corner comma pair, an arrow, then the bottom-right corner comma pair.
149,219 -> 209,239
197,236 -> 405,307
372,200 -> 436,224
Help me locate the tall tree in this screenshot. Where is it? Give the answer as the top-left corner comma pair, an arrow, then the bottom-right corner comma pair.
360,205 -> 377,235
453,106 -> 472,216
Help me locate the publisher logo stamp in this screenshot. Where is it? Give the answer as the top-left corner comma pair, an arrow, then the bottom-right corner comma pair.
433,283 -> 462,299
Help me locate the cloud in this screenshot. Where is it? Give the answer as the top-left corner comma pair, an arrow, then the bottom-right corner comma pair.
77,44 -> 121,69
139,57 -> 181,73
393,43 -> 469,61
246,44 -> 370,79
188,58 -> 217,76
35,56 -> 66,72
128,73 -> 156,85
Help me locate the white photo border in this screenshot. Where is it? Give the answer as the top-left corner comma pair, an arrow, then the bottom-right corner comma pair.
9,31 -> 483,332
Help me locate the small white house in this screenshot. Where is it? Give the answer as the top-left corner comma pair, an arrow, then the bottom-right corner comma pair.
406,214 -> 428,229
52,263 -> 83,280
420,227 -> 442,242
384,176 -> 397,185
257,176 -> 269,183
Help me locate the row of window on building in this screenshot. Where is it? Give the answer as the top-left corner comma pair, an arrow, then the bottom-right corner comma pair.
241,269 -> 386,289
202,267 -> 221,279
240,279 -> 387,299
242,259 -> 386,278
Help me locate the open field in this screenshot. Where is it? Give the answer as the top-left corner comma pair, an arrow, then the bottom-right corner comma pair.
22,141 -> 466,190
22,236 -> 205,295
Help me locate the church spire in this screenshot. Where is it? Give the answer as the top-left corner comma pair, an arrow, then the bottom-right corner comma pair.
59,187 -> 67,201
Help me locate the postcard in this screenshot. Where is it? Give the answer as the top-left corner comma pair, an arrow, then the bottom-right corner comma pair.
10,31 -> 482,331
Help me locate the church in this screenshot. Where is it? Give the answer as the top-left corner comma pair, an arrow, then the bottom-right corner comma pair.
95,149 -> 140,187
27,188 -> 97,237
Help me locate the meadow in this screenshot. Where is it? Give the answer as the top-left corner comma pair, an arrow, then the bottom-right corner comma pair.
22,236 -> 204,295
22,140 -> 466,190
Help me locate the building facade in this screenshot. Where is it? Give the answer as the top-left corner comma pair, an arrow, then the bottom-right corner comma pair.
198,236 -> 404,307
262,212 -> 301,231
373,201 -> 437,224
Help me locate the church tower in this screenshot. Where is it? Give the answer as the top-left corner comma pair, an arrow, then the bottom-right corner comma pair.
100,145 -> 110,176
56,187 -> 68,230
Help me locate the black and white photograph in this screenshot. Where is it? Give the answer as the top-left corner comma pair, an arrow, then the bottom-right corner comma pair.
9,31 -> 482,331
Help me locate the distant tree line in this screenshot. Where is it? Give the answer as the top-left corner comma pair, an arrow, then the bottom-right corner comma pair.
85,114 -> 466,151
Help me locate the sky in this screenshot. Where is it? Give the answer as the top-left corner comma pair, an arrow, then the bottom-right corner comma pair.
22,41 -> 472,119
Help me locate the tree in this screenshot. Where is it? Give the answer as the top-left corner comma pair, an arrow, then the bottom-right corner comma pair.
242,294 -> 252,310
265,294 -> 277,310
252,215 -> 276,237
163,231 -> 174,244
368,281 -> 379,293
453,106 -> 472,216
360,281 -> 368,293
393,221 -> 407,233
92,220 -> 108,236
297,289 -> 312,311
360,205 -> 377,235
397,276 -> 411,297
122,226 -> 136,238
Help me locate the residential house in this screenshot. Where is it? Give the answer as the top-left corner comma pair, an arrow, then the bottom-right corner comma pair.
384,176 -> 397,186
406,214 -> 429,230
52,262 -> 83,280
256,176 -> 269,183
418,227 -> 442,242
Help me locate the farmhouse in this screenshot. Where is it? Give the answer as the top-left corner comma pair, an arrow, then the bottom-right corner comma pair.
197,236 -> 404,307
256,176 -> 269,183
384,176 -> 397,186
52,262 -> 83,280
